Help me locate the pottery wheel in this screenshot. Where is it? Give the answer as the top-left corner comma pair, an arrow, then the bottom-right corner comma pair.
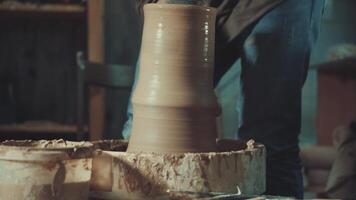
90,139 -> 266,200
89,4 -> 267,199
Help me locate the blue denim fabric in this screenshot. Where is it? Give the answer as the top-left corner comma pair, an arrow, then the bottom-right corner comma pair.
123,0 -> 324,197
122,57 -> 140,140
232,0 -> 324,198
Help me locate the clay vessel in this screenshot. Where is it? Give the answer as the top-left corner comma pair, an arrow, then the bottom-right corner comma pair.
127,4 -> 220,153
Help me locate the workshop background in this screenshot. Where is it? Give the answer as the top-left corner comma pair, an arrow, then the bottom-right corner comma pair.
0,0 -> 355,197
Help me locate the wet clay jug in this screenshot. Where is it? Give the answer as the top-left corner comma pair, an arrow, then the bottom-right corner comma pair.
127,4 -> 220,153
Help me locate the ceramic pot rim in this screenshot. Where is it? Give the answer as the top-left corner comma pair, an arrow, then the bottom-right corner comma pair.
92,139 -> 265,156
143,3 -> 217,14
119,144 -> 265,156
99,144 -> 265,158
0,140 -> 94,161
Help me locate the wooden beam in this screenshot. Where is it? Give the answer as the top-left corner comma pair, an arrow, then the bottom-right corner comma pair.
88,0 -> 105,141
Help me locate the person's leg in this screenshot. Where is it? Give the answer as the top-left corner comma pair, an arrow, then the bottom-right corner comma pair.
237,0 -> 324,198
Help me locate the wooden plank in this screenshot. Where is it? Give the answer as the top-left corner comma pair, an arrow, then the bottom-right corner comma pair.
88,0 -> 105,141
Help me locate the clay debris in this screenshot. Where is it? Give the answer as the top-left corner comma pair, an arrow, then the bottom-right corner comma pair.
0,139 -> 92,149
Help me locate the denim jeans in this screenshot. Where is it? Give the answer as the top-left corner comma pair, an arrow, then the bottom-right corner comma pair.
123,0 -> 325,198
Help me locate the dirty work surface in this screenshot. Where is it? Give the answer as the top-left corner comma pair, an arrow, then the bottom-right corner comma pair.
89,192 -> 292,200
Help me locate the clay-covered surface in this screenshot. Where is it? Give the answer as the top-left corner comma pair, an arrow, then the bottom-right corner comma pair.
92,140 -> 128,152
153,192 -> 294,200
0,139 -> 92,149
90,193 -> 293,200
90,139 -> 266,200
0,140 -> 93,200
0,139 -> 94,161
